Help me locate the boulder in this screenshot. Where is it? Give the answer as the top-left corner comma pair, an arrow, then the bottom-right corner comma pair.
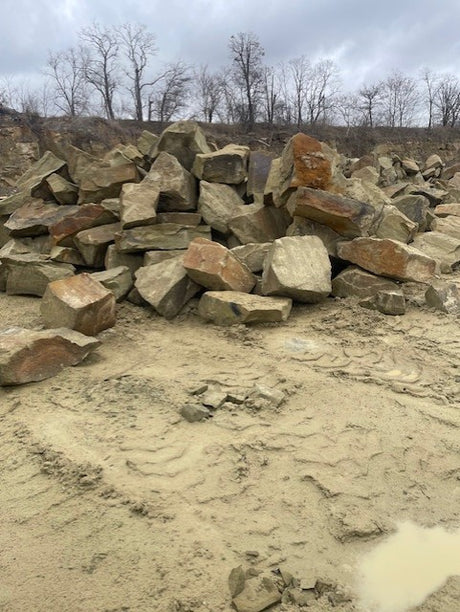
374,205 -> 418,243
49,203 -> 118,246
337,238 -> 438,283
285,217 -> 343,257
263,158 -> 282,207
0,327 -> 100,386
401,158 -> 420,175
115,223 -> 211,253
434,203 -> 460,218
149,151 -> 197,212
278,133 -> 332,204
359,289 -> 406,315
431,216 -> 460,240
49,246 -> 86,266
156,121 -> 211,171
0,193 -> 43,217
144,250 -> 184,266
74,223 -> 121,267
78,160 -> 140,204
232,575 -> 281,612
198,181 -> 247,235
137,130 -> 159,159
392,194 -> 430,231
247,150 -> 276,197
4,254 -> 74,296
119,180 -> 159,229
104,244 -> 144,277
156,212 -> 201,226
41,273 -> 116,335
407,185 -> 448,207
424,154 -> 443,172
425,280 -> 460,314
411,232 -> 460,274
332,266 -> 401,299
65,145 -> 98,185
183,238 -> 256,292
45,173 -> 78,205
91,266 -> 133,301
351,165 -> 379,184
192,144 -> 249,184
5,200 -> 79,237
261,236 -> 331,302
228,206 -> 289,244
198,291 -> 292,325
231,243 -> 271,273
16,150 -> 67,197
134,258 -> 200,318
286,187 -> 377,238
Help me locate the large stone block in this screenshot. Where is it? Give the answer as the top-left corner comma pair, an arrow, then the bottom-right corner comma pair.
16,150 -> 67,197
115,223 -> 211,253
49,203 -> 118,246
91,266 -> 133,302
198,181 -> 247,235
41,273 -> 116,335
192,144 -> 249,184
431,216 -> 460,241
3,254 -> 74,296
134,258 -> 200,318
5,200 -> 79,237
411,232 -> 460,274
120,181 -> 159,229
337,237 -> 438,283
0,327 -> 100,386
332,266 -> 401,299
78,160 -> 140,203
261,236 -> 332,302
286,186 -> 377,238
198,291 -> 292,325
74,223 -> 121,267
247,150 -> 276,197
148,151 -> 197,211
375,205 -> 418,243
231,243 -> 271,273
183,238 -> 256,292
45,173 -> 78,205
228,206 -> 289,244
156,121 -> 211,171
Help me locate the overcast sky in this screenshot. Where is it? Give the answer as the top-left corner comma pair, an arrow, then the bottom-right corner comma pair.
2,0 -> 460,90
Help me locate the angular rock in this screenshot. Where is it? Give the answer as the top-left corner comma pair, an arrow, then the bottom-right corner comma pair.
198,181 -> 247,235
78,160 -> 140,204
337,237 -> 438,282
375,205 -> 418,243
232,576 -> 282,612
286,216 -> 343,257
401,158 -> 420,175
49,203 -> 118,246
351,165 -> 379,184
137,130 -> 159,159
247,150 -> 276,197
180,404 -> 211,422
41,273 -> 116,335
91,266 -> 133,302
279,133 -> 332,204
411,232 -> 460,274
16,150 -> 67,197
5,200 -> 79,237
332,266 -> 401,299
156,121 -> 211,171
149,151 -> 197,212
65,145 -> 98,185
106,144 -> 145,169
392,194 -> 430,231
407,185 -> 448,207
115,223 -> 211,253
45,173 -> 78,205
286,186 -> 377,238
4,254 -> 74,296
134,258 -> 200,318
183,238 -> 256,292
104,244 -> 144,277
119,180 -> 159,229
434,203 -> 460,218
424,154 -> 443,172
261,236 -> 331,302
143,250 -> 183,266
49,246 -> 86,266
0,193 -> 43,217
156,212 -> 201,226
425,280 -> 460,314
0,327 -> 100,386
74,223 -> 121,267
359,289 -> 406,315
192,144 -> 249,184
431,216 -> 460,240
198,291 -> 292,325
263,158 -> 282,207
228,205 -> 288,245
231,243 -> 271,273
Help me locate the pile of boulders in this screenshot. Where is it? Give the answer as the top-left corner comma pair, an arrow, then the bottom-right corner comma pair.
0,121 -> 459,384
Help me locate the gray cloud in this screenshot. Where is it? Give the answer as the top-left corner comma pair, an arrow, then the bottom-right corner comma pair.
2,0 -> 460,89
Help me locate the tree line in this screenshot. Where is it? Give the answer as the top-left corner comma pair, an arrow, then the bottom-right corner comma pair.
1,25 -> 460,130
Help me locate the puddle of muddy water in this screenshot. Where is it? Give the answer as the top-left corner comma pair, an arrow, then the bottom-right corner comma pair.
356,521 -> 460,612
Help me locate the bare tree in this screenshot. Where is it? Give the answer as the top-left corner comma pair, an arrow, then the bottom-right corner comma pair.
80,23 -> 120,120
382,70 -> 419,127
434,74 -> 460,127
358,82 -> 383,127
261,66 -> 284,125
305,59 -> 340,125
118,23 -> 157,121
228,32 -> 265,129
334,94 -> 362,132
45,47 -> 89,116
148,61 -> 191,123
420,67 -> 438,129
287,56 -> 311,128
194,65 -> 222,122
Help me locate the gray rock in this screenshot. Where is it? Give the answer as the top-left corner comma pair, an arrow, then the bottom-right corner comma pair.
360,289 -> 406,315
247,150 -> 276,197
232,575 -> 281,612
192,144 -> 249,184
198,291 -> 292,325
5,200 -> 79,237
228,206 -> 289,244
115,223 -> 211,253
104,244 -> 144,277
149,151 -> 197,212
332,266 -> 401,299
375,204 -> 418,243
119,180 -> 159,229
198,181 -> 247,235
231,243 -> 271,273
74,223 -> 121,267
91,266 -> 133,301
392,194 -> 430,231
4,254 -> 74,296
156,120 -> 211,171
179,404 -> 211,422
425,280 -> 460,314
411,232 -> 460,273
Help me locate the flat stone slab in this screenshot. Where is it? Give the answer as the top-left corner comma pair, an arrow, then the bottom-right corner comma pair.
49,203 -> 118,246
0,327 -> 100,386
5,200 -> 79,237
337,237 -> 438,283
41,273 -> 116,336
198,291 -> 292,325
332,266 -> 401,299
115,223 -> 211,253
3,254 -> 75,296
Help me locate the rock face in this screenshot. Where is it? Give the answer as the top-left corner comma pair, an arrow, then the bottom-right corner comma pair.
45,173 -> 78,205
156,121 -> 211,171
332,266 -> 401,299
16,150 -> 67,196
0,327 -> 100,386
261,236 -> 332,302
231,243 -> 271,272
431,216 -> 460,240
247,150 -> 276,197
198,291 -> 292,325
198,181 -> 247,235
192,144 -> 249,184
392,194 -> 429,231
183,238 -> 256,292
134,257 -> 200,318
41,273 -> 116,335
115,223 -> 211,253
337,237 -> 438,282
279,133 -> 332,204
286,187 -> 377,238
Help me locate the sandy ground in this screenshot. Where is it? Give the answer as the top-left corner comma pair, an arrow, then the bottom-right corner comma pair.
0,278 -> 459,612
